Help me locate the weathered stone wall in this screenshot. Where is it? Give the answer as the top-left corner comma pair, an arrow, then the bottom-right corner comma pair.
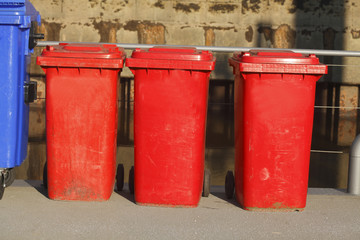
29,0 -> 358,90
29,0 -> 355,82
16,0 -> 360,188
30,1 -> 354,50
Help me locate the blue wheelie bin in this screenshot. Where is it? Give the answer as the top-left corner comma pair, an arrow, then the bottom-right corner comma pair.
0,0 -> 43,199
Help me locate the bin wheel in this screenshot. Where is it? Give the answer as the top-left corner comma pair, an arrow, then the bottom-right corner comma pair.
116,164 -> 124,191
202,168 -> 211,197
4,168 -> 15,187
43,162 -> 48,189
225,171 -> 235,199
129,166 -> 134,195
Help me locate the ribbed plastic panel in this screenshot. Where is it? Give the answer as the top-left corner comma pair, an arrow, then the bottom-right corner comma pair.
0,2 -> 25,7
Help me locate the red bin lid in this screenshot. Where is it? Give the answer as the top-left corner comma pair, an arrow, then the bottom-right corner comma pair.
229,50 -> 327,74
126,47 -> 215,71
234,50 -> 320,64
37,43 -> 126,69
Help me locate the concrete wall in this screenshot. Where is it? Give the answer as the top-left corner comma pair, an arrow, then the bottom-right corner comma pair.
29,0 -> 358,51
16,0 -> 360,188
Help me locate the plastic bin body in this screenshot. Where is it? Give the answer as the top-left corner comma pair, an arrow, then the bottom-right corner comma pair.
37,44 -> 125,201
229,51 -> 327,211
126,47 -> 215,207
0,1 -> 41,168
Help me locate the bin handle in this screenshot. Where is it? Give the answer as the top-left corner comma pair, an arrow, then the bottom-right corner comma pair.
24,81 -> 37,104
29,22 -> 45,50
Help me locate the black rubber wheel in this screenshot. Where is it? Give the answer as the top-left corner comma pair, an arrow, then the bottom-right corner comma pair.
129,166 -> 134,195
225,170 -> 235,199
0,178 -> 4,200
116,164 -> 124,191
4,168 -> 15,187
202,168 -> 211,197
43,162 -> 48,189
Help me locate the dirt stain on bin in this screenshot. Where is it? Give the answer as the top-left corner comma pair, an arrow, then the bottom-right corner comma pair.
246,203 -> 304,212
63,186 -> 101,201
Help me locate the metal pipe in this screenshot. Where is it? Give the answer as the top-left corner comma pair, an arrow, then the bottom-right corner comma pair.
37,41 -> 360,57
348,134 -> 360,195
310,150 -> 343,154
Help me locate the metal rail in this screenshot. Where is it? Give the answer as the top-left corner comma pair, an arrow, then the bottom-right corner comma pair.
37,41 -> 360,57
311,150 -> 344,154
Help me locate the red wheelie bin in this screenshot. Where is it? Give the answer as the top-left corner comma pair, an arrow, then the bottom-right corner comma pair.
226,51 -> 327,211
126,47 -> 215,207
37,43 -> 125,201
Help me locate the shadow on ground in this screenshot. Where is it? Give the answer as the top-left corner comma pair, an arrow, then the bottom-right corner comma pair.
114,187 -> 136,204
25,180 -> 49,199
210,190 -> 241,208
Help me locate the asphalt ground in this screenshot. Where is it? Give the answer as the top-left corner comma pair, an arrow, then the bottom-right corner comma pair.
0,181 -> 359,240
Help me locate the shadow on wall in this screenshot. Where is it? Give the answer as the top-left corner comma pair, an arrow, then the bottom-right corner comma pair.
254,1 -> 348,188
117,77 -> 134,146
299,1 -> 348,188
206,79 -> 234,148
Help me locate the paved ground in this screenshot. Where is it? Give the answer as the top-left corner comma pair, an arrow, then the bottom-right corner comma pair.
0,180 -> 360,240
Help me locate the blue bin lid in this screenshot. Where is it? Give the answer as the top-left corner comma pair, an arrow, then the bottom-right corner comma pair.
0,0 -> 41,27
0,1 -> 26,15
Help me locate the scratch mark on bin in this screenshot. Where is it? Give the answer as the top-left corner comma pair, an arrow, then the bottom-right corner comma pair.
147,155 -> 157,168
260,168 -> 270,181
